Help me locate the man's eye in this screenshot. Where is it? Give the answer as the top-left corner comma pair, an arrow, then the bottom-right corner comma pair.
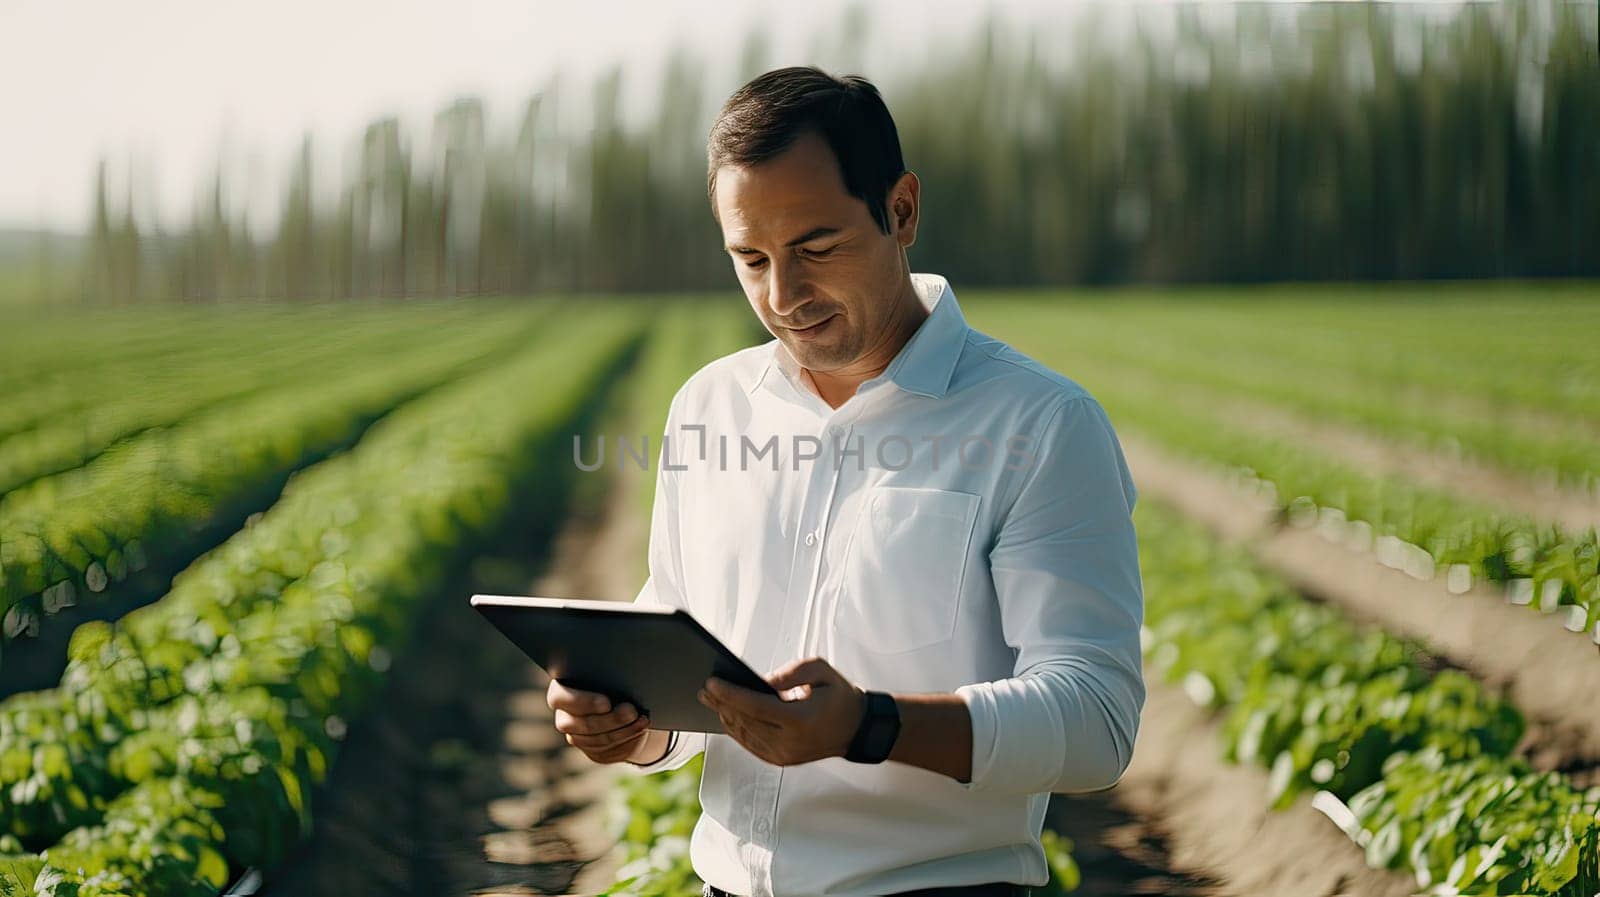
744,257 -> 768,269
801,247 -> 834,258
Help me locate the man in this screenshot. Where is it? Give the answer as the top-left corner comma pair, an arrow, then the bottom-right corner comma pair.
547,66 -> 1144,897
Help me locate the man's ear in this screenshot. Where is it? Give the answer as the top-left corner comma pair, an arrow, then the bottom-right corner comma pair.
891,171 -> 920,249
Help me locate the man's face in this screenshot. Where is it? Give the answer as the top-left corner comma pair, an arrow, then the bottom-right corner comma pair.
713,130 -> 916,374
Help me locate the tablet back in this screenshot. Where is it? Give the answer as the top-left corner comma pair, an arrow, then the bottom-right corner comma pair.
470,595 -> 777,733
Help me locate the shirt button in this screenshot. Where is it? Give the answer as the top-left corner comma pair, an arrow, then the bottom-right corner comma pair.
804,532 -> 817,547
755,819 -> 771,837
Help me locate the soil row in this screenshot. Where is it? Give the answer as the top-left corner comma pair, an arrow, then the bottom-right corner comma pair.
1123,435 -> 1600,777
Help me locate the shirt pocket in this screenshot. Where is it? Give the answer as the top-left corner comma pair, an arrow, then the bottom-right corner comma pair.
832,485 -> 981,655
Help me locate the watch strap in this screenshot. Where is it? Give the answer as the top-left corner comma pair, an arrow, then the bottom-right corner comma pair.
845,690 -> 900,763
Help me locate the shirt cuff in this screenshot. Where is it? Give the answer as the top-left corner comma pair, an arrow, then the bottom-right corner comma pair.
954,682 -> 1001,792
955,663 -> 1139,795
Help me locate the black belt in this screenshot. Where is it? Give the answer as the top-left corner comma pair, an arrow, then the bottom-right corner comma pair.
703,882 -> 1031,897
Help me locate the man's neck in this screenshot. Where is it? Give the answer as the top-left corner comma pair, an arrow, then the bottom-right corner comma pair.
803,287 -> 929,410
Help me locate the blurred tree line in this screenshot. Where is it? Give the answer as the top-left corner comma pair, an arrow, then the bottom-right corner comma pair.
71,0 -> 1599,302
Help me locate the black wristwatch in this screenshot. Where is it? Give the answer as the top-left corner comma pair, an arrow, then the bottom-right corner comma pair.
844,690 -> 900,764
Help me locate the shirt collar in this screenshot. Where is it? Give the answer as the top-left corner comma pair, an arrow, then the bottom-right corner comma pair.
746,272 -> 968,400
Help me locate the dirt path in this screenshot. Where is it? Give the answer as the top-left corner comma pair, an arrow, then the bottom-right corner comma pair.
1123,435 -> 1600,776
473,453 -> 650,897
1045,789 -> 1222,897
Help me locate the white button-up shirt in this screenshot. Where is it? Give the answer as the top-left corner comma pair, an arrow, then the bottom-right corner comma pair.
628,272 -> 1145,897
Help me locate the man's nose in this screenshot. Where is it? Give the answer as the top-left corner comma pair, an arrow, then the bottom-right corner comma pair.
765,258 -> 809,318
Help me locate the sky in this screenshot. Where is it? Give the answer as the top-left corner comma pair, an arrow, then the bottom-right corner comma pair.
0,0 -> 1472,235
0,0 -> 1098,234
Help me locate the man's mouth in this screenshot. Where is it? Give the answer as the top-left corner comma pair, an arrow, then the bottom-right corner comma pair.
786,315 -> 836,338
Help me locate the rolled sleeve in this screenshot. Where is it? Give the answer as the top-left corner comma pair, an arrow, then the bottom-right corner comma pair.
954,396 -> 1145,795
626,387 -> 708,774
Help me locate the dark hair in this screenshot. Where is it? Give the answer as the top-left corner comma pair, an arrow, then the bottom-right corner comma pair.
707,66 -> 907,235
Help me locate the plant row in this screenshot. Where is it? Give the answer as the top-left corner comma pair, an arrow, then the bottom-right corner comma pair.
1093,335 -> 1595,495
0,305 -> 550,661
0,304 -> 311,393
0,305 -> 504,490
1137,498 -> 1600,894
979,299 -> 1600,495
0,307 -> 642,894
975,287 -> 1600,448
1038,362 -> 1600,642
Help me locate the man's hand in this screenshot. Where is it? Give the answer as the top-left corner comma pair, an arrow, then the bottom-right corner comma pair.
547,678 -> 656,764
698,656 -> 866,766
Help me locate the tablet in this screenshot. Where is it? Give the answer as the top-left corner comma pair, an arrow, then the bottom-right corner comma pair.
470,594 -> 779,734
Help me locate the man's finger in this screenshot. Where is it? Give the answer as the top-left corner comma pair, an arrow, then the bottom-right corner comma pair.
778,683 -> 813,701
567,715 -> 651,751
548,680 -> 612,715
554,703 -> 640,736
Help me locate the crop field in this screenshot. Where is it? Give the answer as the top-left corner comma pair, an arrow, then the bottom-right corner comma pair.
1,282 -> 1597,896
